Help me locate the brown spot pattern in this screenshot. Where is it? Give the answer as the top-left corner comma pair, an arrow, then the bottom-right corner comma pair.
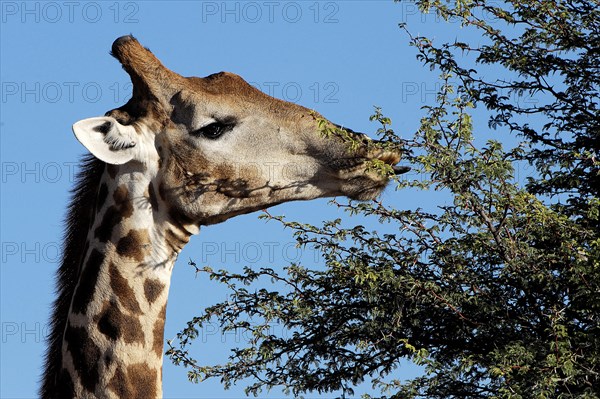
95,301 -> 144,344
108,262 -> 142,314
108,366 -> 126,398
108,363 -> 158,399
94,206 -> 119,242
112,185 -> 131,207
71,248 -> 104,315
153,304 -> 167,356
116,229 -> 149,262
108,363 -> 157,399
65,324 -> 101,393
94,186 -> 134,242
143,278 -> 165,304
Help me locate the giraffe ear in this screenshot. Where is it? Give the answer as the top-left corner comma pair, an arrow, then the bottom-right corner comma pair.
72,116 -> 139,165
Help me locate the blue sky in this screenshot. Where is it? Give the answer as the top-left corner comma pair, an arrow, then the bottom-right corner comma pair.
0,1 -> 526,398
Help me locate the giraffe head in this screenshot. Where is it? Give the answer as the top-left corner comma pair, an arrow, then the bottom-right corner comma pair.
41,36 -> 409,399
73,35 -> 405,226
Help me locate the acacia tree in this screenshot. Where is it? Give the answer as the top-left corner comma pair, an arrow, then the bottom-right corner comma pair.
167,1 -> 600,397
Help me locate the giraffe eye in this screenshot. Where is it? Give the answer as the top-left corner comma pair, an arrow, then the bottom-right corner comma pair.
190,122 -> 233,139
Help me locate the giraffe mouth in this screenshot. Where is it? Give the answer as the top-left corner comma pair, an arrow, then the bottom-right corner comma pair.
333,151 -> 410,176
331,150 -> 410,201
372,150 -> 411,175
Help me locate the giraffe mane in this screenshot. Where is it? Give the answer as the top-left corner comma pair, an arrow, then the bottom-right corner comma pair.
40,154 -> 105,398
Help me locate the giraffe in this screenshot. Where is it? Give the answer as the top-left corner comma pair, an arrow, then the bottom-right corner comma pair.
41,35 -> 407,399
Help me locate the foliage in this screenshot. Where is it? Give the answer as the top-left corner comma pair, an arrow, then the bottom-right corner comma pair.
167,1 -> 600,397
401,0 -> 600,223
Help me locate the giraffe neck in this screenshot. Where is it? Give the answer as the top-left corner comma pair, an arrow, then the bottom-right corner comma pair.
46,161 -> 196,399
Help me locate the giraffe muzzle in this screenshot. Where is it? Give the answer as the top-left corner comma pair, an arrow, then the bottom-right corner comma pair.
331,123 -> 409,174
